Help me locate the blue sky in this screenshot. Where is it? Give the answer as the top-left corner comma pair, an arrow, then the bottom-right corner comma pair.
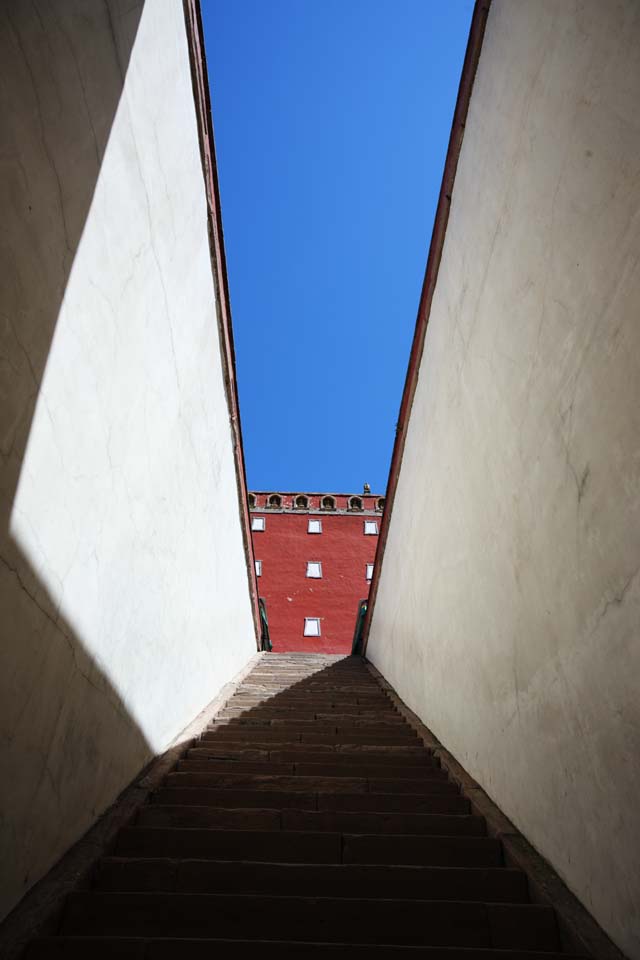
202,0 -> 473,494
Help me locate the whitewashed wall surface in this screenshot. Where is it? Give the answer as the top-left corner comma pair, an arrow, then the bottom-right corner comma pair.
368,2 -> 640,957
0,0 -> 256,920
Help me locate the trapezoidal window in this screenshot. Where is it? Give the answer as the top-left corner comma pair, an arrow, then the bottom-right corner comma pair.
306,561 -> 322,578
251,517 -> 265,532
366,563 -> 374,580
255,560 -> 262,577
308,519 -> 322,534
267,494 -> 282,509
303,617 -> 321,637
320,496 -> 336,511
294,494 -> 309,509
364,520 -> 378,535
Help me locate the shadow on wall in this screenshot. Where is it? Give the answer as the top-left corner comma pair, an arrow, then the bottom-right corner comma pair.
0,0 -> 150,920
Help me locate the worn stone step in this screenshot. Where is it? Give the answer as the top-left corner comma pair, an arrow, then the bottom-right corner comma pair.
60,892 -> 559,949
239,685 -> 382,696
25,939 -> 579,960
317,791 -> 467,812
138,806 -> 484,837
115,827 -> 502,867
176,759 -> 294,776
301,732 -> 419,746
94,858 -> 528,902
189,744 -> 433,762
228,696 -> 391,709
195,743 -> 431,761
27,937 -> 582,960
115,828 -> 342,863
176,758 -> 447,780
164,772 -> 459,794
217,707 -> 399,720
273,748 -> 433,765
235,688 -> 389,697
343,833 -> 503,867
207,713 -> 414,735
282,810 -> 484,837
152,787 -> 318,809
206,716 -> 410,731
203,728 -> 416,746
137,806 -> 282,830
152,788 -> 469,815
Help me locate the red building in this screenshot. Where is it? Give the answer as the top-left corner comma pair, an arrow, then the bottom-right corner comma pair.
249,490 -> 385,653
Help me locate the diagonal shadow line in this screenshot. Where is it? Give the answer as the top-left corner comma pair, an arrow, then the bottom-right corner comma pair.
163,657 -> 437,790
0,0 -> 151,923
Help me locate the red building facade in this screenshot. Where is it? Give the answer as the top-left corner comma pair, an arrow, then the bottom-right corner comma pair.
249,491 -> 384,654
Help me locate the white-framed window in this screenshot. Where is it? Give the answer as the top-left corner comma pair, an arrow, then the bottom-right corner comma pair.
255,560 -> 262,577
306,561 -> 322,578
308,518 -> 322,534
364,520 -> 378,535
252,517 -> 265,532
303,617 -> 321,637
366,563 -> 374,581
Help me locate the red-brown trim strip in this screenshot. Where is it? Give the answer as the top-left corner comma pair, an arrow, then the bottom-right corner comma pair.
362,0 -> 492,655
182,0 -> 261,648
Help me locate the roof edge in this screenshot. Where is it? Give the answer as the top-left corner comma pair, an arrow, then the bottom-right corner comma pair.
182,0 -> 261,649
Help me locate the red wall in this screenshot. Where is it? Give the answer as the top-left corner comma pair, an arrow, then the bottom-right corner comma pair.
251,496 -> 381,654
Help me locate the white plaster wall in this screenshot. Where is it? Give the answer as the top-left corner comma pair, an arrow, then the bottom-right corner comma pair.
367,2 -> 640,955
0,0 -> 256,919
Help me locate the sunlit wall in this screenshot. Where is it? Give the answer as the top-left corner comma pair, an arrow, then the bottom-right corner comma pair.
0,0 -> 256,919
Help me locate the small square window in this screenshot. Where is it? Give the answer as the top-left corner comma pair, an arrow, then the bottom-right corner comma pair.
303,617 -> 321,637
366,563 -> 374,580
364,520 -> 378,535
308,519 -> 322,534
252,517 -> 265,532
306,561 -> 322,578
255,560 -> 262,577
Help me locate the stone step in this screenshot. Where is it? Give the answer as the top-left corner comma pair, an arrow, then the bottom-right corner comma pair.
115,828 -> 503,867
239,685 -> 383,695
217,707 -> 399,719
26,939 -> 578,959
189,744 -> 434,762
137,806 -> 485,837
209,715 -> 409,729
236,695 -> 386,705
163,772 -> 459,794
200,730 -> 418,747
59,892 -> 559,949
175,758 -> 447,779
225,703 -> 394,715
200,727 -> 425,750
152,788 -> 469,815
193,743 -> 430,761
94,859 -> 527,902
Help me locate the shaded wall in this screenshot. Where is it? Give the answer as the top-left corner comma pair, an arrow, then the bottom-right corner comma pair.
0,0 -> 256,919
367,2 -> 640,956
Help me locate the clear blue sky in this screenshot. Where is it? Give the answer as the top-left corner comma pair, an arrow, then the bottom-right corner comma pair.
202,0 -> 474,494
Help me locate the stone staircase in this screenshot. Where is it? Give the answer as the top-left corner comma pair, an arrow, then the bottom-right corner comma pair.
27,653 -> 582,957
